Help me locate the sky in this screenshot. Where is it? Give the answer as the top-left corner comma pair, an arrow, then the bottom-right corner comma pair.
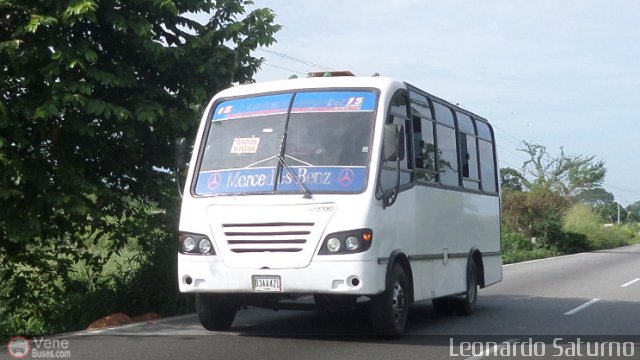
205,0 -> 640,205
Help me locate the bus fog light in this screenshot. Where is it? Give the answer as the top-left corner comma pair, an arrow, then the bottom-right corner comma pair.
327,237 -> 341,252
198,238 -> 212,254
183,236 -> 196,252
345,236 -> 360,251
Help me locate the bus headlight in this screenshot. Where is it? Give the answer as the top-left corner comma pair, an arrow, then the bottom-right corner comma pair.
326,238 -> 341,253
179,233 -> 215,255
183,236 -> 196,252
198,238 -> 213,254
318,229 -> 372,255
345,236 -> 360,251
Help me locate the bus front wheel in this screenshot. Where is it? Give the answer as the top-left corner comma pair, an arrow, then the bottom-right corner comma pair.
196,293 -> 237,331
370,264 -> 409,337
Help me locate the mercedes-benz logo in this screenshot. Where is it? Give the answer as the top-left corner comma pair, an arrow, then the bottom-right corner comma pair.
207,172 -> 221,189
337,168 -> 355,187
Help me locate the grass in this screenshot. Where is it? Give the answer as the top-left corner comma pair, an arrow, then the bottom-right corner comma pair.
501,231 -> 558,264
502,222 -> 640,265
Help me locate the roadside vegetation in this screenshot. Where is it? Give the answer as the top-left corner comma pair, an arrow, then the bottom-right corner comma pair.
0,0 -> 280,337
500,142 -> 640,264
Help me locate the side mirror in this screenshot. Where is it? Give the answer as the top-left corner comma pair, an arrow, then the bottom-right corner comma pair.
175,137 -> 187,171
383,124 -> 405,161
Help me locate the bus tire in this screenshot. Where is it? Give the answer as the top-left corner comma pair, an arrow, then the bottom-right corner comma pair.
196,293 -> 237,331
455,258 -> 478,316
370,264 -> 409,337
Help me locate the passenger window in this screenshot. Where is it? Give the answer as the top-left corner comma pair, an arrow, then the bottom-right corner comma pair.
433,102 -> 455,127
456,113 -> 479,189
413,117 -> 438,183
479,139 -> 497,193
457,113 -> 475,134
476,120 -> 492,141
410,91 -> 437,183
436,123 -> 459,186
459,133 -> 479,190
410,91 -> 431,119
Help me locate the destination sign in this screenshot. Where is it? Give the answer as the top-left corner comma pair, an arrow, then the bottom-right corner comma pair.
211,90 -> 376,121
212,93 -> 292,121
291,91 -> 376,113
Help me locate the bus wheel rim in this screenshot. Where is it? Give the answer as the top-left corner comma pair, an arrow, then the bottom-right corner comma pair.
391,281 -> 405,322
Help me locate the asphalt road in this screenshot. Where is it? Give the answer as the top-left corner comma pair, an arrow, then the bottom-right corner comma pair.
3,244 -> 640,359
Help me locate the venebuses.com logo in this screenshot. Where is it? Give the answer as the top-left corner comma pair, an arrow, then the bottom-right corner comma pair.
6,337 -> 30,359
5,336 -> 72,359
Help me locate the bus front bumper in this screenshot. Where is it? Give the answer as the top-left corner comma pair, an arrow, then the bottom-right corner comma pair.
178,253 -> 385,296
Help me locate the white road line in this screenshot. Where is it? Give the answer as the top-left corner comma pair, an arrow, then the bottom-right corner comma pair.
620,278 -> 640,288
464,338 -> 519,360
564,298 -> 600,316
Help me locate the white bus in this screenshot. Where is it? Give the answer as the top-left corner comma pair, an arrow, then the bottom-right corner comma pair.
177,71 -> 502,336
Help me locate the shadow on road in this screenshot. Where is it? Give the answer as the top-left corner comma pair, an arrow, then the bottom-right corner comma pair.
83,294 -> 640,342
9,296 -> 637,360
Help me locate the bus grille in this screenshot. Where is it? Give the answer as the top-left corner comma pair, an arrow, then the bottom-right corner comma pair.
222,222 -> 315,253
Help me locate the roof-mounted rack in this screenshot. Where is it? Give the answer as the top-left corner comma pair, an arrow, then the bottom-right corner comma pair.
306,70 -> 355,78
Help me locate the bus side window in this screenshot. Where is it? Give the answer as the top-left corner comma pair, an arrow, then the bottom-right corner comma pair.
410,91 -> 437,183
476,121 -> 497,193
433,102 -> 459,187
436,124 -> 459,187
433,101 -> 455,127
457,113 -> 479,190
413,117 -> 438,183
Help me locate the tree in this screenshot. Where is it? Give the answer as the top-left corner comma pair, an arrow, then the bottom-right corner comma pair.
500,167 -> 524,192
1,0 -> 280,335
502,187 -> 569,241
573,187 -> 614,207
518,141 -> 606,197
626,201 -> 640,223
500,142 -> 607,244
595,202 -> 627,224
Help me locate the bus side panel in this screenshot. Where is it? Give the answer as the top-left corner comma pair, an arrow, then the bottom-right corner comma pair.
482,254 -> 503,287
408,260 -> 434,301
369,188 -> 421,295
413,185 -> 501,299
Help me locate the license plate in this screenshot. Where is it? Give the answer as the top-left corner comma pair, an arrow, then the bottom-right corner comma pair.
252,275 -> 282,292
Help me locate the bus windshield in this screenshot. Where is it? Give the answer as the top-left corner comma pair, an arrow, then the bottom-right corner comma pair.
194,90 -> 377,196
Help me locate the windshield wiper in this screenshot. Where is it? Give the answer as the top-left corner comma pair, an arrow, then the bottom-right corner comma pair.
273,96 -> 312,199
276,155 -> 313,199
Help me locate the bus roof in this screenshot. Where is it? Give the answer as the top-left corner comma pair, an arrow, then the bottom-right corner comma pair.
212,74 -> 489,124
214,75 -> 404,99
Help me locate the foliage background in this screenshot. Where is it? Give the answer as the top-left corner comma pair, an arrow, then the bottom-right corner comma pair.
500,143 -> 639,264
0,0 -> 279,336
